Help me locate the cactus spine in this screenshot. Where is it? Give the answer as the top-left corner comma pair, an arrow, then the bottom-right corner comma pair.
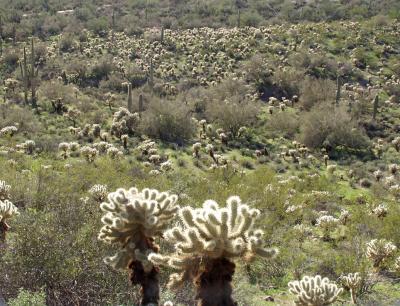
127,83 -> 133,113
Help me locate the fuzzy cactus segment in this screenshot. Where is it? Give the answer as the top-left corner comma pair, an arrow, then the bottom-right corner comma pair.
148,196 -> 277,306
99,187 -> 179,270
288,275 -> 343,306
0,199 -> 19,242
99,187 -> 179,305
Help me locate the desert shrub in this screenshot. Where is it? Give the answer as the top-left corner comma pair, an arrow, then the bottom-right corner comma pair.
271,68 -> 305,98
299,77 -> 336,110
125,64 -> 147,88
90,57 -> 115,83
267,111 -> 300,138
241,54 -> 271,90
140,99 -> 196,145
8,289 -> 46,306
87,17 -> 109,36
299,103 -> 370,152
59,34 -> 75,53
2,51 -> 19,72
206,97 -> 259,137
0,105 -> 41,135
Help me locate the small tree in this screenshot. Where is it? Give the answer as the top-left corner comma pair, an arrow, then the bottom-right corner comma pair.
149,196 -> 278,306
99,187 -> 179,305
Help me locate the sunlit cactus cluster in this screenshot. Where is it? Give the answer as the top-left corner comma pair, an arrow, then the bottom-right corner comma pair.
288,275 -> 343,306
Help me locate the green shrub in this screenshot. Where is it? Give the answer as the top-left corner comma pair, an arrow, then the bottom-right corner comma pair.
140,99 -> 196,145
8,289 -> 46,306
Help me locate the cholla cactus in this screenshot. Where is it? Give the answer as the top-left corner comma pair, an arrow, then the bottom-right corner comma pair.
340,273 -> 361,304
22,140 -> 35,154
107,146 -> 123,159
89,184 -> 108,202
389,164 -> 399,175
395,257 -> 400,272
392,137 -> 400,152
339,209 -> 350,225
288,275 -> 343,306
0,180 -> 11,200
366,239 -> 397,269
373,170 -> 383,181
326,164 -> 337,174
58,142 -> 71,159
370,204 -> 388,219
80,146 -> 98,163
99,187 -> 179,305
315,215 -> 339,240
160,160 -> 172,172
0,199 -> 19,243
149,196 -> 277,306
192,142 -> 201,158
0,126 -> 18,137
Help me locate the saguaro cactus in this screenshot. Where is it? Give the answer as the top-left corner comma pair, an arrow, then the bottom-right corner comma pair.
335,75 -> 341,106
149,59 -> 154,89
373,95 -> 379,120
138,94 -> 144,118
20,38 -> 38,108
99,187 -> 179,306
149,196 -> 277,306
160,26 -> 164,43
127,83 -> 133,113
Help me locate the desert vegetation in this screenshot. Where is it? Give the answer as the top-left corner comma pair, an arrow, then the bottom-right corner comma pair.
1,0 -> 400,305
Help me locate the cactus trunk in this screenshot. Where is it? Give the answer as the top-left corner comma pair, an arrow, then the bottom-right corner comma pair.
149,59 -> 154,89
128,235 -> 160,306
373,95 -> 379,120
195,258 -> 237,306
129,261 -> 160,306
30,38 -> 37,108
335,75 -> 341,106
20,47 -> 29,105
127,83 -> 133,112
0,221 -> 9,245
350,288 -> 357,304
139,94 -> 144,118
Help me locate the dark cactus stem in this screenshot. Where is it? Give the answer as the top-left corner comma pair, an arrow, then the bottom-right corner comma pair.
373,95 -> 379,120
160,26 -> 164,43
0,221 -> 9,245
335,75 -> 341,106
31,38 -> 37,108
237,9 -> 241,28
195,258 -> 237,306
127,83 -> 133,112
111,8 -> 116,44
138,94 -> 144,118
149,59 -> 154,89
129,261 -> 160,306
20,47 -> 29,105
129,236 -> 160,306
